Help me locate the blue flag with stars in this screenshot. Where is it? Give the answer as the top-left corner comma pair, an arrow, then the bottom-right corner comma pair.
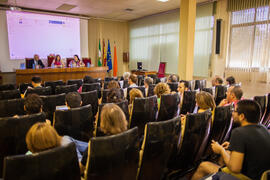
106,40 -> 112,72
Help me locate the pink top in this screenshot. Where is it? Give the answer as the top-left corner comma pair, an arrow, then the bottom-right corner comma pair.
54,60 -> 62,66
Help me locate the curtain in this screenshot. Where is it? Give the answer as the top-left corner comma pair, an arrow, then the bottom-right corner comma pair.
193,3 -> 214,77
227,0 -> 270,12
227,6 -> 270,82
129,10 -> 179,74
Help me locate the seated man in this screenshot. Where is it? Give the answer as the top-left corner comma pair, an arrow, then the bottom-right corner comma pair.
28,54 -> 45,69
23,76 -> 43,97
128,74 -> 138,88
65,92 -> 82,109
191,100 -> 270,180
219,86 -> 243,107
212,76 -> 223,87
167,74 -> 179,83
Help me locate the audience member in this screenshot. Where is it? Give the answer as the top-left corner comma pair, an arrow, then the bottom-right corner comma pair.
107,80 -> 120,89
192,100 -> 270,180
129,88 -> 143,114
123,72 -> 131,80
195,91 -> 216,113
69,55 -> 84,67
144,77 -> 153,97
28,54 -> 45,69
212,76 -> 223,87
78,75 -> 95,92
154,82 -> 171,108
52,54 -> 65,68
219,86 -> 243,107
168,74 -> 179,83
24,94 -> 43,114
226,76 -> 236,87
65,92 -> 82,108
107,88 -> 123,103
23,76 -> 42,97
128,74 -> 138,88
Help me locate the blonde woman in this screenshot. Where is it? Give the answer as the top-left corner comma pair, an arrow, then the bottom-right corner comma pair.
154,82 -> 171,108
129,88 -> 143,114
195,91 -> 216,113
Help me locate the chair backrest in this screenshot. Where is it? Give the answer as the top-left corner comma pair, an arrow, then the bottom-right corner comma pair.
202,87 -> 213,95
54,104 -> 93,141
137,75 -> 144,86
25,86 -> 52,97
47,56 -> 55,67
104,77 -> 117,82
0,84 -> 15,91
261,169 -> 270,180
80,90 -> 99,116
130,96 -> 158,136
261,93 -> 270,126
180,91 -> 196,115
147,74 -> 158,84
195,80 -> 207,90
25,58 -> 33,69
85,127 -> 139,180
40,93 -> 66,121
158,62 -> 166,78
19,83 -> 32,94
123,79 -> 129,89
127,86 -> 146,102
0,89 -> 21,100
103,81 -> 121,89
55,84 -> 77,94
0,113 -> 46,177
82,58 -> 92,66
3,143 -> 81,180
138,117 -> 181,180
45,80 -> 65,94
0,98 -> 25,117
67,79 -> 83,90
82,83 -> 101,98
66,58 -> 74,67
157,93 -> 180,121
147,84 -> 156,97
187,80 -> 196,91
168,111 -> 212,170
254,95 -> 267,123
102,88 -> 124,103
215,85 -> 227,106
167,82 -> 178,92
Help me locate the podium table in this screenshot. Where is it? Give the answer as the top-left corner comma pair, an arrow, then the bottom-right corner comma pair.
16,67 -> 108,85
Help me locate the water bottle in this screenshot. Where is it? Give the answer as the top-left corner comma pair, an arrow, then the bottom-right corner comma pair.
32,63 -> 35,69
70,63 -> 73,68
52,63 -> 55,69
87,62 -> 90,67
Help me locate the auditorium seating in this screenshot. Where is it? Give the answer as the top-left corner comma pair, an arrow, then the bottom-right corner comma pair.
122,79 -> 129,89
3,143 -> 81,180
0,98 -> 25,117
137,75 -> 144,86
215,85 -> 227,106
147,74 -> 158,84
167,82 -> 178,92
55,84 -> 77,94
180,91 -> 196,115
187,80 -> 196,91
82,83 -> 101,98
101,88 -> 124,103
0,84 -> 15,91
19,83 -> 32,94
54,104 -> 93,141
82,57 -> 92,67
104,77 -> 117,82
157,93 -> 180,121
40,93 -> 66,121
195,79 -> 207,90
0,89 -> 21,100
84,127 -> 139,180
25,86 -> 52,97
0,112 -> 46,177
147,84 -> 156,97
80,90 -> 99,116
254,95 -> 267,123
44,80 -> 65,94
167,111 -> 212,178
129,96 -> 158,136
103,81 -> 121,89
67,79 -> 83,90
202,87 -> 213,95
137,117 -> 181,180
261,93 -> 270,126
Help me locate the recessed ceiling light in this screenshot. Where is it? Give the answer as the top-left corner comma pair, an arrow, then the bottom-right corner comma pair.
157,0 -> 169,2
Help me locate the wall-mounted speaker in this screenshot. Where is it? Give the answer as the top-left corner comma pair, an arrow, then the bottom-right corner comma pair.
123,52 -> 129,62
215,19 -> 222,54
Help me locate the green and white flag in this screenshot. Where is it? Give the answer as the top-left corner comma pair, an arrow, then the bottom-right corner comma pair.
98,39 -> 102,66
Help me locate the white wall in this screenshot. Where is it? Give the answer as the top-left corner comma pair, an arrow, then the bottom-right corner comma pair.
0,10 -> 88,72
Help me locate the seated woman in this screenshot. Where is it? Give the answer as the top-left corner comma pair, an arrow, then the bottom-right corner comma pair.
195,91 -> 216,113
107,88 -> 124,103
51,55 -> 65,68
128,88 -> 143,114
80,103 -> 128,172
69,55 -> 84,68
107,80 -> 120,89
154,82 -> 171,108
78,75 -> 96,93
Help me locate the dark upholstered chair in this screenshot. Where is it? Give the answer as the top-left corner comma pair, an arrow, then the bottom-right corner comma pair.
3,143 -> 81,180
137,75 -> 144,86
202,88 -> 213,95
127,86 -> 146,102
44,80 -> 65,94
67,79 -> 83,90
80,90 -> 99,116
167,82 -> 178,92
261,169 -> 270,180
147,74 -> 158,84
261,93 -> 270,127
129,96 -> 158,136
82,83 -> 101,99
103,81 -> 121,89
102,89 -> 124,103
104,77 -> 117,82
167,111 -> 212,175
25,86 -> 52,97
0,113 -> 46,177
0,89 -> 21,100
187,80 -> 196,91
195,80 -> 206,90
19,83 -> 32,94
123,79 -> 129,89
137,117 -> 181,180
147,84 -> 156,97
0,84 -> 15,91
254,95 -> 267,124
0,98 -> 25,117
180,91 -> 196,115
84,127 -> 139,180
54,104 -> 93,141
215,85 -> 227,106
40,93 -> 66,121
55,84 -> 77,94
157,93 -> 180,121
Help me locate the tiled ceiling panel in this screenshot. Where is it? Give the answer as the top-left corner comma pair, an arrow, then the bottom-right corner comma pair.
0,0 -> 211,20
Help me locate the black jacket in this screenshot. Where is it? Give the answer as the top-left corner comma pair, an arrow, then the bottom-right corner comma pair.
27,59 -> 45,69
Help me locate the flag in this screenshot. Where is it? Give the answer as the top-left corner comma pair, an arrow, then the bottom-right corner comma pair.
103,39 -> 106,66
98,39 -> 102,67
107,40 -> 112,72
113,43 -> 117,76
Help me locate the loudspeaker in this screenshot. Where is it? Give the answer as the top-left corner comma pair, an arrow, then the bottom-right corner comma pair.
215,19 -> 222,54
137,62 -> 142,70
123,52 -> 129,62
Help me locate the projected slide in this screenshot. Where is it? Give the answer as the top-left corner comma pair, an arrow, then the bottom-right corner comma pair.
6,11 -> 80,59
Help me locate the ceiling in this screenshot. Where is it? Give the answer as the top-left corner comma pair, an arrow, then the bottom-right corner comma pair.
0,0 -> 211,21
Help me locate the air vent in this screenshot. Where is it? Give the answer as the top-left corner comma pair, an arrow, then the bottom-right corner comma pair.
56,4 -> 77,11
125,8 -> 134,12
